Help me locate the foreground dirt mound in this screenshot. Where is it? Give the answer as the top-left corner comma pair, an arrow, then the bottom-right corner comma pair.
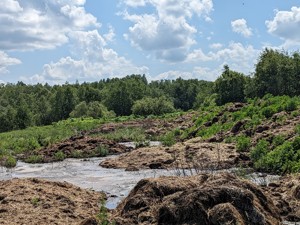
264,174 -> 300,222
0,178 -> 103,225
24,136 -> 131,163
113,173 -> 281,225
100,138 -> 245,170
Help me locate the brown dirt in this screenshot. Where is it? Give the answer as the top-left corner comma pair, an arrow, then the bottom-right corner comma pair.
264,174 -> 300,222
0,178 -> 104,225
87,112 -> 196,138
112,172 -> 281,225
23,136 -> 131,163
100,138 -> 246,170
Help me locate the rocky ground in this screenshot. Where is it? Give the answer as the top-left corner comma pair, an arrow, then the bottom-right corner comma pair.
0,178 -> 104,225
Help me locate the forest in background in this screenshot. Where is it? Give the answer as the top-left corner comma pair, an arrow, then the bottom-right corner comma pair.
1,48 -> 300,133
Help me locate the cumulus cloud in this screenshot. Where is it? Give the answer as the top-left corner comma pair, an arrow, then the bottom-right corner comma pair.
186,42 -> 259,75
231,18 -> 253,37
0,51 -> 21,74
209,43 -> 223,49
153,66 -> 219,81
26,30 -> 148,84
266,7 -> 300,47
121,0 -> 213,62
0,0 -> 99,51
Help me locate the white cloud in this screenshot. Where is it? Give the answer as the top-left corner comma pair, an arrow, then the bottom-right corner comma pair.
186,42 -> 259,75
231,19 -> 253,37
27,30 -> 148,84
266,7 -> 300,47
153,66 -> 219,81
120,0 -> 213,62
123,0 -> 146,7
209,42 -> 259,74
0,0 -> 99,51
186,49 -> 212,62
0,51 -> 21,74
104,25 -> 116,42
209,43 -> 223,49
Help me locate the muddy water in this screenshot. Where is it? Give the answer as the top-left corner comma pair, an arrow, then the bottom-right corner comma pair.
0,156 -> 177,209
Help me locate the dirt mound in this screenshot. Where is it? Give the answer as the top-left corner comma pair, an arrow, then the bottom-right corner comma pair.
24,136 -> 131,163
100,139 -> 243,170
88,112 -> 196,138
264,174 -> 300,222
112,173 -> 281,225
0,178 -> 104,225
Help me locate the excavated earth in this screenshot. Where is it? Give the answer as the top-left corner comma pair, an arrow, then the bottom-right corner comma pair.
263,174 -> 300,223
100,138 -> 248,170
0,178 -> 104,225
112,172 -> 282,225
87,112 -> 196,138
22,136 -> 131,163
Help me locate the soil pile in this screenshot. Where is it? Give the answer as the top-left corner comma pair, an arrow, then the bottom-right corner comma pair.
100,139 -> 242,170
0,178 -> 103,225
24,136 -> 131,163
113,172 -> 281,225
264,174 -> 300,222
88,112 -> 196,138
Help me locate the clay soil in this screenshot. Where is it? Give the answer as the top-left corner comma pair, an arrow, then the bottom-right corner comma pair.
0,178 -> 104,225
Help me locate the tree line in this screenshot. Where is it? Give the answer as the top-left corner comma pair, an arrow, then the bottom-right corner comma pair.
0,75 -> 212,132
1,48 -> 300,133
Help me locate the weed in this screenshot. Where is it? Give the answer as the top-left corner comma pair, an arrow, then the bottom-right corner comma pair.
97,200 -> 115,225
54,151 -> 66,161
4,155 -> 17,168
25,154 -> 43,164
31,197 -> 40,207
95,145 -> 109,157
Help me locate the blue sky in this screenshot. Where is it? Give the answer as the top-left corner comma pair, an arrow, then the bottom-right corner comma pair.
1,0 -> 300,84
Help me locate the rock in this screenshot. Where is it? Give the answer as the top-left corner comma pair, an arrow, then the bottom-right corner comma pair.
113,173 -> 281,225
231,120 -> 247,133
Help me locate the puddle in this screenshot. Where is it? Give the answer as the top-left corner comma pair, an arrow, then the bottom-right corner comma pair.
0,156 -> 175,209
0,156 -> 281,209
118,141 -> 162,148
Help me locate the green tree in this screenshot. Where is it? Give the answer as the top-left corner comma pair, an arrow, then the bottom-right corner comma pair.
214,65 -> 246,105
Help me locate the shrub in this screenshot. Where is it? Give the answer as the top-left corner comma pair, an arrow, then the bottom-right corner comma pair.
4,156 -> 17,168
261,106 -> 277,118
285,98 -> 298,112
96,145 -> 109,157
272,135 -> 285,147
25,154 -> 43,163
236,136 -> 251,152
132,96 -> 175,116
161,132 -> 176,147
54,151 -> 66,161
250,139 -> 269,162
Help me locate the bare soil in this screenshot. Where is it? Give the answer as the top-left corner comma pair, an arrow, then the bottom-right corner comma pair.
0,178 -> 104,225
100,138 -> 246,170
264,174 -> 300,222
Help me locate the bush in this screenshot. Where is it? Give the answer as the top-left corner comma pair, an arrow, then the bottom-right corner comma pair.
132,96 -> 175,116
250,140 -> 269,162
54,151 -> 66,161
25,154 -> 43,163
95,145 -> 109,157
261,106 -> 277,118
236,136 -> 251,152
161,132 -> 176,147
4,156 -> 17,168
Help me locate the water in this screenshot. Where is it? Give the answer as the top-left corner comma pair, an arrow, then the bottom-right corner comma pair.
0,156 -> 176,209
